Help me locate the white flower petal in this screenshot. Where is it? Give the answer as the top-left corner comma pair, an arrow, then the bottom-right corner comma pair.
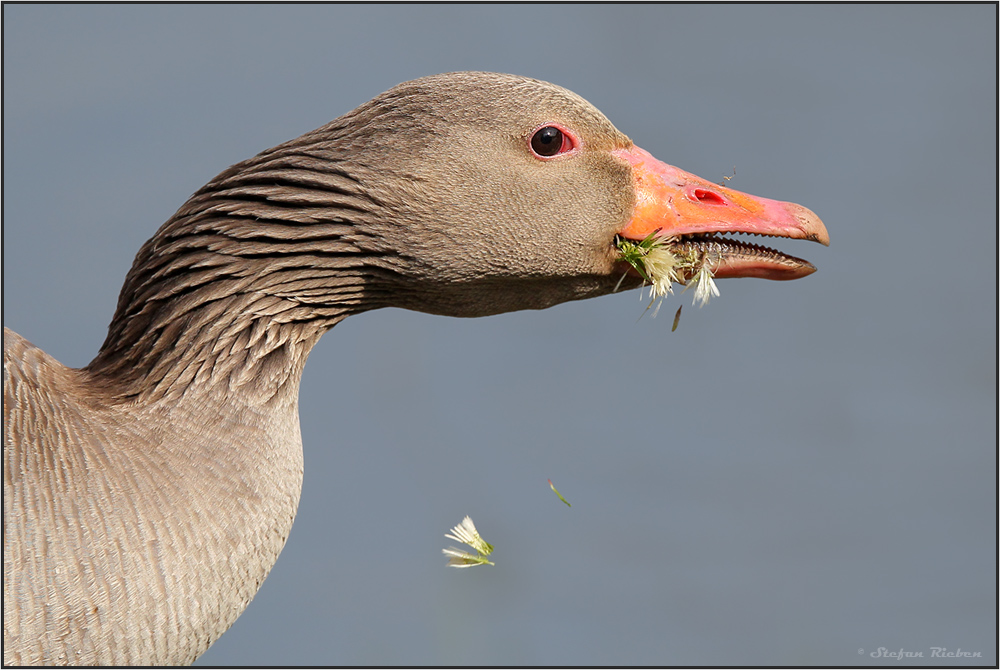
643,245 -> 680,299
443,516 -> 494,560
687,261 -> 720,308
442,547 -> 493,568
444,516 -> 480,547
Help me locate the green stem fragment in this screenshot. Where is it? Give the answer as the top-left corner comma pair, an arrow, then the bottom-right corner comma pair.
548,479 -> 572,507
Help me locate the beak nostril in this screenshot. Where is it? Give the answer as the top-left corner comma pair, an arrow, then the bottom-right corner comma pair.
693,189 -> 727,205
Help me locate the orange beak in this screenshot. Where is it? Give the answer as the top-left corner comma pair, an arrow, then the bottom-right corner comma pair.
615,146 -> 829,280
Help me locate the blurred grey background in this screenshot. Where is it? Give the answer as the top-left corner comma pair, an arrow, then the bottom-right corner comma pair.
3,4 -> 995,666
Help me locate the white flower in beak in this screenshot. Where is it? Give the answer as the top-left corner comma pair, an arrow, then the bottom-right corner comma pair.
641,243 -> 680,300
442,516 -> 495,568
616,235 -> 721,317
688,261 -> 720,308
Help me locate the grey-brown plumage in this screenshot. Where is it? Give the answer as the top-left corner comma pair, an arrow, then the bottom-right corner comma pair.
3,72 -> 640,665
4,71 -> 828,666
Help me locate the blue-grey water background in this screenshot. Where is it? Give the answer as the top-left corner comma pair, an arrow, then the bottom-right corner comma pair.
3,4 -> 996,666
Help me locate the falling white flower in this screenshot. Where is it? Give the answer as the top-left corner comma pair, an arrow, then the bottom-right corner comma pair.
442,516 -> 494,568
445,516 -> 492,554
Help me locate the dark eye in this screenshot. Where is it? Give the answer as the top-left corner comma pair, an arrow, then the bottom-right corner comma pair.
530,125 -> 574,158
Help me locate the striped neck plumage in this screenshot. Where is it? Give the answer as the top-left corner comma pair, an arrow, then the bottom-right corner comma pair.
84,136 -> 396,404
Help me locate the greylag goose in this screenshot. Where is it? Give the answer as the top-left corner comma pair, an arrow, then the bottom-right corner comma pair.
3,72 -> 828,665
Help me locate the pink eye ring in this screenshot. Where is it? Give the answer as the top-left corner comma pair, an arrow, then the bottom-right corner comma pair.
529,124 -> 577,158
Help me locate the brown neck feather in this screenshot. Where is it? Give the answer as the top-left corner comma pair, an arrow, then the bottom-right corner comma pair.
84,128 -> 400,404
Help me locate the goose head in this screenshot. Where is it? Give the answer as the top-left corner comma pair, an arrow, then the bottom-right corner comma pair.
315,72 -> 828,317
